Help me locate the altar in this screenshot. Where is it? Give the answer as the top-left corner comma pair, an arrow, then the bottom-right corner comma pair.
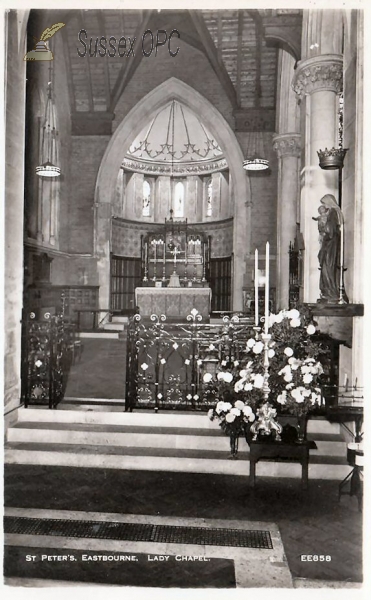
135,287 -> 211,319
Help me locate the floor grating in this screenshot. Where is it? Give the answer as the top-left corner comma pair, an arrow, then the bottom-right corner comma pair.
4,516 -> 273,549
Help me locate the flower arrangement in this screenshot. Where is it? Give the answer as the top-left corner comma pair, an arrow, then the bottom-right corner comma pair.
205,307 -> 330,421
234,307 -> 329,416
208,399 -> 255,437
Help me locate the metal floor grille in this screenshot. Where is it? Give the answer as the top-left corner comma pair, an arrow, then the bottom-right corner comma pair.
4,516 -> 273,549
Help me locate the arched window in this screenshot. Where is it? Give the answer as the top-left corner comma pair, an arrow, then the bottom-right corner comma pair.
174,181 -> 184,217
142,180 -> 151,217
206,178 -> 213,217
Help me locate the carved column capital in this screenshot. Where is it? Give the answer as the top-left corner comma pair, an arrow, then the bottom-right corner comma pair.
272,133 -> 301,158
292,54 -> 343,99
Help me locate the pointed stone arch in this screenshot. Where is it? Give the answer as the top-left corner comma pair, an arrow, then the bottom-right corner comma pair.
95,77 -> 251,311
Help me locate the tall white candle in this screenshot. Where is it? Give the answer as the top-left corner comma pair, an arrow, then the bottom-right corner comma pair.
255,249 -> 259,326
265,242 -> 270,334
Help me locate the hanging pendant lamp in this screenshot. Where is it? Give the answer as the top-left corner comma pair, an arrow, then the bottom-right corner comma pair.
36,74 -> 60,178
243,131 -> 269,171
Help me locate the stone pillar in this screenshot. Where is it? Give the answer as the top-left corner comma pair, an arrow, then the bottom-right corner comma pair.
292,54 -> 343,302
272,133 -> 301,310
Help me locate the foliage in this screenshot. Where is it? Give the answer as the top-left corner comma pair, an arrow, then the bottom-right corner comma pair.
205,307 -> 331,421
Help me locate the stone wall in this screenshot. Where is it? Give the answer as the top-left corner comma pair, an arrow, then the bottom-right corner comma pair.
4,11 -> 28,419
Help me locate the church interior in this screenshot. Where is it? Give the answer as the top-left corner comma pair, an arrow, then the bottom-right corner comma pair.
3,6 -> 365,589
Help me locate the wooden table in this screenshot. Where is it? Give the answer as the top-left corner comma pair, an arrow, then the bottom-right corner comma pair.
249,440 -> 317,490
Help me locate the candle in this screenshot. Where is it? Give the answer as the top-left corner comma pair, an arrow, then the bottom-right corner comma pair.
264,242 -> 270,334
254,249 -> 259,326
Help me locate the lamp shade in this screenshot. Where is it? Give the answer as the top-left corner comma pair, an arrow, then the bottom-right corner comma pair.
243,156 -> 269,171
36,161 -> 61,178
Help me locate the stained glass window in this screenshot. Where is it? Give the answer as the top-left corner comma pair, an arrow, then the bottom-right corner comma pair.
142,180 -> 151,217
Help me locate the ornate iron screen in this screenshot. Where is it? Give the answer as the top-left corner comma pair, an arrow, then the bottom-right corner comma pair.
21,310 -> 75,408
126,311 -> 256,411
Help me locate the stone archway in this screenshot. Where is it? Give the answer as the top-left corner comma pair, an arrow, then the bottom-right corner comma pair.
95,77 -> 251,311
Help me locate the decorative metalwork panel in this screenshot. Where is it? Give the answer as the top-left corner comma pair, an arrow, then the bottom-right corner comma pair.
21,310 -> 76,408
126,310 -> 257,411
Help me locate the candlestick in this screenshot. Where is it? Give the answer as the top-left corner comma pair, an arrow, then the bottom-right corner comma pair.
264,242 -> 270,334
254,249 -> 259,326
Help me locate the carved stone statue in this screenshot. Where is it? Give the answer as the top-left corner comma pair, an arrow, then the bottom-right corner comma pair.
315,194 -> 346,304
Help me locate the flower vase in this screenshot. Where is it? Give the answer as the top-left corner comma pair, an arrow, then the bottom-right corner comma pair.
229,434 -> 239,459
297,415 -> 307,443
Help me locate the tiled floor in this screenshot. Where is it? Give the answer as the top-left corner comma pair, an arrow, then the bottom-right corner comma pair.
4,464 -> 363,584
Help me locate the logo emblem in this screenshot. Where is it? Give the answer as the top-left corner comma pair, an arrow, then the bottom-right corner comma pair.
24,23 -> 65,61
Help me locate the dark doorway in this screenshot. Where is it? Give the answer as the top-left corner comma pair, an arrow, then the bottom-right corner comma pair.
110,255 -> 141,313
209,256 -> 232,313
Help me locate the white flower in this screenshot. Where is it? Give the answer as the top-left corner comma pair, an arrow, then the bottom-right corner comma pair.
223,372 -> 233,383
209,344 -> 215,350
303,373 -> 313,384
288,309 -> 300,319
242,405 -> 253,416
307,324 -> 316,335
244,383 -> 253,391
291,387 -> 305,403
226,413 -> 236,423
184,359 -> 190,365
173,342 -> 179,349
253,341 -> 264,354
290,318 -> 301,328
268,349 -> 275,358
203,373 -> 213,383
286,383 -> 294,390
234,360 -> 239,367
279,365 -> 292,376
253,374 -> 264,389
193,394 -> 199,400
284,372 -> 293,382
141,363 -> 148,371
284,347 -> 294,357
187,394 -> 192,400
160,358 -> 166,364
234,400 -> 245,410
247,338 -> 256,348
157,393 -> 163,399
277,392 -> 287,404
231,408 -> 241,416
222,402 -> 232,411
35,360 -> 42,368
221,360 -> 227,366
274,312 -> 284,323
234,380 -> 244,393
239,369 -> 248,378
288,357 -> 301,370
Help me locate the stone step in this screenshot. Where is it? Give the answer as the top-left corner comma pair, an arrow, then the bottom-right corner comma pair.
8,422 -> 346,456
111,316 -> 129,324
78,332 -> 120,339
4,442 -> 350,479
15,408 -> 342,435
102,323 -> 125,332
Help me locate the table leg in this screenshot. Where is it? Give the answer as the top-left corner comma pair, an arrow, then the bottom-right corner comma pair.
250,459 -> 256,488
302,457 -> 308,490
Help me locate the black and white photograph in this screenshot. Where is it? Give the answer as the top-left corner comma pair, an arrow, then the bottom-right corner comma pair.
1,0 -> 368,593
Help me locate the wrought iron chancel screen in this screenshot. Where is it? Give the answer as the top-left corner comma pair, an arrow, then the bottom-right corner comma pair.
125,312 -> 254,411
110,255 -> 141,313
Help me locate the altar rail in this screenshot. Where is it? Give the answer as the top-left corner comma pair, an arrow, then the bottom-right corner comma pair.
125,311 -> 337,412
21,311 -> 76,408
